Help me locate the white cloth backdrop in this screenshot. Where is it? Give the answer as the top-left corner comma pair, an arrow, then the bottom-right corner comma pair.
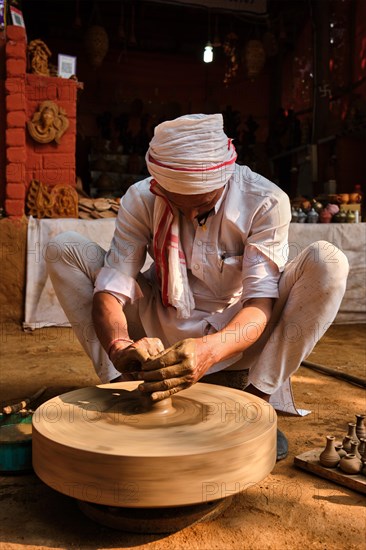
24,217 -> 366,330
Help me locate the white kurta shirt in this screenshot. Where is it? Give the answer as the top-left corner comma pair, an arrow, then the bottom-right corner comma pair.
94,164 -> 292,374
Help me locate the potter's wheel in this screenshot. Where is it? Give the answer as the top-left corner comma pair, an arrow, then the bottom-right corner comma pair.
32,382 -> 277,512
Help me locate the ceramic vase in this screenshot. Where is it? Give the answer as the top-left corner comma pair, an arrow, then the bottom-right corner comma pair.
306,208 -> 319,223
335,444 -> 347,458
355,415 -> 366,440
333,209 -> 347,223
350,440 -> 362,459
319,208 -> 332,223
346,422 -> 358,442
291,207 -> 299,223
297,209 -> 307,223
359,438 -> 366,459
346,210 -> 356,223
319,436 -> 340,468
339,454 -> 362,475
342,435 -> 353,453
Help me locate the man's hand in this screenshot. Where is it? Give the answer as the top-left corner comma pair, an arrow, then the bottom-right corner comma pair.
137,338 -> 210,401
111,337 -> 164,380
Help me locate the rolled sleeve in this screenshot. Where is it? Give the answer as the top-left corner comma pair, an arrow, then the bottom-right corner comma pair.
94,266 -> 143,305
93,179 -> 154,305
241,246 -> 280,302
246,193 -> 291,273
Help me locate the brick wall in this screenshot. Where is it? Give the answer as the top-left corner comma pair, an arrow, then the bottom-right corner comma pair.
4,26 -> 78,217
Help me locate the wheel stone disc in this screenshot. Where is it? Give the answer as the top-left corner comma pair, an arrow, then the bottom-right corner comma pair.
32,382 -> 277,507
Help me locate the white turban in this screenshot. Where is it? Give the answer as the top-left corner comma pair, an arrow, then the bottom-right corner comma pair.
145,113 -> 237,194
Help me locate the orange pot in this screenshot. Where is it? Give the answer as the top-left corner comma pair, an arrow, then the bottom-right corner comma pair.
337,193 -> 349,204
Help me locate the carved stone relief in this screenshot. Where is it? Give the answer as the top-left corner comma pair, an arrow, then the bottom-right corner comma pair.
26,179 -> 78,218
27,39 -> 52,77
27,101 -> 69,144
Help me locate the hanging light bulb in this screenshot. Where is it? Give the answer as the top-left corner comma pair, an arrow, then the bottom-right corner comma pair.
203,41 -> 213,63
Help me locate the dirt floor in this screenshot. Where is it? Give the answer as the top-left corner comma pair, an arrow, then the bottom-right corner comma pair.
0,322 -> 365,550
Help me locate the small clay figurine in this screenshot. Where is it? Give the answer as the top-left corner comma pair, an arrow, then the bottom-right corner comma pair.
27,101 -> 69,144
27,39 -> 52,76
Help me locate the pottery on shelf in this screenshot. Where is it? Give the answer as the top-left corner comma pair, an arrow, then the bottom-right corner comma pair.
346,422 -> 358,442
349,192 -> 362,203
319,208 -> 333,223
306,208 -> 319,223
333,209 -> 347,223
342,435 -> 353,453
319,436 -> 340,468
350,440 -> 362,460
297,209 -> 307,223
335,444 -> 347,458
337,193 -> 349,204
291,207 -> 299,223
326,203 -> 339,216
358,438 -> 366,457
346,210 -> 356,223
355,415 -> 366,440
339,453 -> 362,475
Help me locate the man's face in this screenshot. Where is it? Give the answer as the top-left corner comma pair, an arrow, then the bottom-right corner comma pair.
155,183 -> 224,222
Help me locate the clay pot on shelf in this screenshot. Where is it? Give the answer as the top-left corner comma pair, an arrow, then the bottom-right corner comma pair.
301,199 -> 312,212
326,203 -> 339,216
339,453 -> 362,475
337,193 -> 349,204
319,208 -> 333,224
355,415 -> 366,440
349,192 -> 362,203
312,200 -> 323,213
342,435 -> 352,453
291,207 -> 299,223
358,438 -> 366,457
350,440 -> 362,459
319,436 -> 340,468
346,211 -> 356,223
333,209 -> 347,223
297,209 -> 307,223
346,422 -> 358,442
335,444 -> 347,458
306,208 -> 319,223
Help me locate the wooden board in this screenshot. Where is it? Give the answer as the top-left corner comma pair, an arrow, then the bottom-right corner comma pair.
294,449 -> 366,495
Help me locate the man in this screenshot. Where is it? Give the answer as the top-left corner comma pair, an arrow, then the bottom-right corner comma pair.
47,114 -> 349,461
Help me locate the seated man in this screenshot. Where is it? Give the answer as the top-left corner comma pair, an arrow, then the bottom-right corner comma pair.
46,113 -> 349,461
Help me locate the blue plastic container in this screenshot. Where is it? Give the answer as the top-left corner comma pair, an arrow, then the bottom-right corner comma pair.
0,413 -> 33,472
